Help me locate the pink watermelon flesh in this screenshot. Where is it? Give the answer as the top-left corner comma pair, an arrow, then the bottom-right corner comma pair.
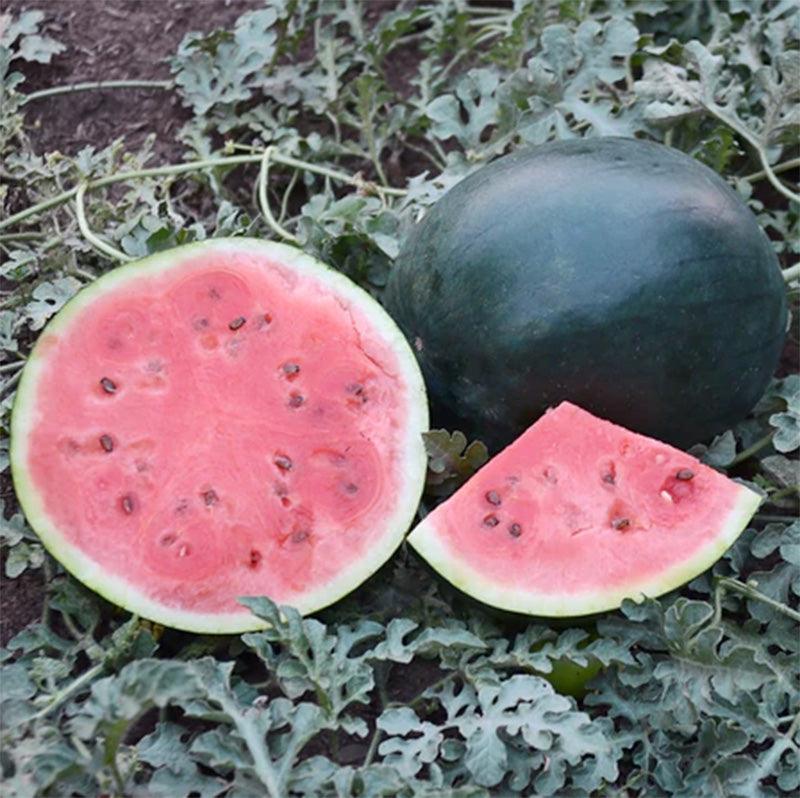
11,240 -> 427,632
408,402 -> 760,616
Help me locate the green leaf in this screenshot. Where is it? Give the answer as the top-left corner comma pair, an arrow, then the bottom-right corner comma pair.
377,707 -> 444,778
520,17 -> 642,144
370,618 -> 486,664
0,502 -> 43,578
241,596 -> 381,721
749,521 -> 800,602
454,674 -> 617,792
760,454 -> 799,487
1,10 -> 66,63
0,309 -> 21,352
426,68 -> 501,151
24,277 -> 82,331
171,8 -> 279,115
17,34 -> 66,64
137,723 -> 226,798
769,410 -> 799,453
423,430 -> 489,498
701,430 -> 738,467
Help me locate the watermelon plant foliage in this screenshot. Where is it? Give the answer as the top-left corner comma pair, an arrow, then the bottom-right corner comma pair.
1,1 -> 798,795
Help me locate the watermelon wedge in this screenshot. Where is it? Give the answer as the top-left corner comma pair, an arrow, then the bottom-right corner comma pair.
409,403 -> 761,616
11,239 -> 428,633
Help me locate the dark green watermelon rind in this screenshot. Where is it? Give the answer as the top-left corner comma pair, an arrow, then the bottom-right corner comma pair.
11,238 -> 429,633
407,485 -> 761,617
385,137 -> 788,451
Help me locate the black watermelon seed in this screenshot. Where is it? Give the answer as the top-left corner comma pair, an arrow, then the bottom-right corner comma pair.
344,482 -> 359,494
483,514 -> 499,527
485,490 -> 501,506
288,393 -> 305,408
676,469 -> 695,481
99,434 -> 114,453
202,489 -> 218,506
602,472 -> 615,485
282,362 -> 300,379
508,523 -> 522,538
160,533 -> 176,547
346,383 -> 367,403
611,517 -> 630,530
249,549 -> 262,568
100,377 -> 117,394
228,316 -> 246,331
121,494 -> 136,514
292,529 -> 310,543
274,455 -> 293,471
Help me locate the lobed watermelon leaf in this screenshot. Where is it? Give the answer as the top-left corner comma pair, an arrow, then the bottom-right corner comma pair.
423,430 -> 489,498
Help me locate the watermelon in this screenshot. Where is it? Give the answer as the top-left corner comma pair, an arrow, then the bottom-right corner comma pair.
409,402 -> 761,616
10,239 -> 428,633
385,137 -> 788,451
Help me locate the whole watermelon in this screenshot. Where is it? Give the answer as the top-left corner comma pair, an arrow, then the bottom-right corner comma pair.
384,137 -> 788,450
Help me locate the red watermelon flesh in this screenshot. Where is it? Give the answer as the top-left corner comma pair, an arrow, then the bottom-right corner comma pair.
11,239 -> 428,632
408,402 -> 760,616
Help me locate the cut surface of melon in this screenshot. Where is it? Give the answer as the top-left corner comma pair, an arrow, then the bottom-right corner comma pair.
409,402 -> 760,616
12,239 -> 428,632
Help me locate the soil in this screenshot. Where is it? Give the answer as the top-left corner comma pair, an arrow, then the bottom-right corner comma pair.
6,0 -> 263,160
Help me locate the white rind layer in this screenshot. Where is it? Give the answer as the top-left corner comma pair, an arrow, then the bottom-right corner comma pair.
11,238 -> 429,633
407,484 -> 761,617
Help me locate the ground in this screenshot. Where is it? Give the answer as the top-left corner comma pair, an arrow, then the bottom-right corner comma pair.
7,0 -> 261,158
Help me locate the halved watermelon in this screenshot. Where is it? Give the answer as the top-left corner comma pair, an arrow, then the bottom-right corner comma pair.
11,239 -> 428,633
409,402 -> 760,616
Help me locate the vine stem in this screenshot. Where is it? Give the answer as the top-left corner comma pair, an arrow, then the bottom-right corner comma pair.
279,168 -> 300,223
769,484 -> 799,503
258,147 -> 300,245
755,146 -> 800,205
742,157 -> 800,183
782,263 -> 800,284
30,661 -> 106,722
363,726 -> 383,768
1,151 -> 406,233
71,266 -> 99,282
0,360 -> 25,373
469,4 -> 513,14
701,100 -> 800,203
0,368 -> 22,397
728,430 -> 775,466
75,183 -> 131,262
21,79 -> 172,105
712,576 -> 800,625
0,232 -> 45,242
